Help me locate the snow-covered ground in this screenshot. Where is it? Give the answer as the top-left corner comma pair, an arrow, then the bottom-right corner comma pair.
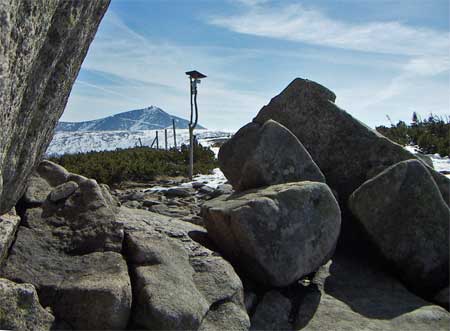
148,168 -> 228,192
46,129 -> 232,156
428,154 -> 450,176
404,145 -> 450,177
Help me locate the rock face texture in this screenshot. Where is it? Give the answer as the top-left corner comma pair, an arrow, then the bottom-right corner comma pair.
349,160 -> 449,297
219,120 -> 325,191
202,182 -> 341,287
0,278 -> 55,331
0,0 -> 110,215
1,161 -> 131,329
0,208 -> 20,266
118,207 -> 250,331
252,78 -> 449,209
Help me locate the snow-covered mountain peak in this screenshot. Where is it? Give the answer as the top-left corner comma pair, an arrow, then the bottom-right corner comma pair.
56,106 -> 205,132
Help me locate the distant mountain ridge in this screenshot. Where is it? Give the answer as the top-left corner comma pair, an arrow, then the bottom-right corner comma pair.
56,106 -> 205,132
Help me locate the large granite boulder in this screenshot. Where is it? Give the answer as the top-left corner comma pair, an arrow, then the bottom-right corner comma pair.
0,278 -> 55,331
252,78 -> 450,220
202,182 -> 341,287
119,207 -> 250,331
219,119 -> 325,191
1,162 -> 131,329
349,160 -> 449,297
294,253 -> 450,331
0,0 -> 110,214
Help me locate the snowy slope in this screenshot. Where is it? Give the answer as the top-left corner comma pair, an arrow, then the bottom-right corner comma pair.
46,129 -> 232,156
404,145 -> 450,177
56,106 -> 205,132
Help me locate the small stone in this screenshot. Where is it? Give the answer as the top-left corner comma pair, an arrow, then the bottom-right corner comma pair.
164,187 -> 194,198
192,182 -> 205,189
49,181 -> 79,202
142,199 -> 161,208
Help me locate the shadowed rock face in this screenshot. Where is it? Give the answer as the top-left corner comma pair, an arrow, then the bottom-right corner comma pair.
294,253 -> 450,331
0,0 -> 110,214
349,160 -> 450,297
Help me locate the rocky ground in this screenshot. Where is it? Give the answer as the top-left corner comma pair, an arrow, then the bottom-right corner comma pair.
113,168 -> 232,226
2,78 -> 449,331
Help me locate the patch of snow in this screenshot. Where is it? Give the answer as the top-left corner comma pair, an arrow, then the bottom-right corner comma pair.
404,145 -> 450,178
404,145 -> 420,154
191,168 -> 227,189
146,168 -> 227,193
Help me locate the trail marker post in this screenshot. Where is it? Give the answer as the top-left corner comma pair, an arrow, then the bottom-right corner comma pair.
164,129 -> 168,150
185,70 -> 207,180
172,118 -> 177,149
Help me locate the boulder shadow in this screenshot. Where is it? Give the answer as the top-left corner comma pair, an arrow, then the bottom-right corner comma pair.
323,251 -> 434,320
292,284 -> 322,329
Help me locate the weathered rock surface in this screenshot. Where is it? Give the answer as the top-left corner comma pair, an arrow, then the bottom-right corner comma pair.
2,162 -> 131,329
251,291 -> 292,330
0,0 -> 111,215
294,253 -> 450,331
219,120 -> 325,191
252,78 -> 449,216
0,278 -> 54,331
349,160 -> 449,297
0,209 -> 20,267
49,180 -> 78,202
119,207 -> 250,331
202,182 -> 341,287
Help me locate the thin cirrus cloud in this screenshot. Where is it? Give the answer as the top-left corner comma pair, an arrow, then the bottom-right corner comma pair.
208,1 -> 449,123
210,2 -> 448,56
209,2 -> 450,75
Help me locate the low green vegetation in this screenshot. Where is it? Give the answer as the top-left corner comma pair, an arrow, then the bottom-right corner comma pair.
376,113 -> 450,157
49,144 -> 217,186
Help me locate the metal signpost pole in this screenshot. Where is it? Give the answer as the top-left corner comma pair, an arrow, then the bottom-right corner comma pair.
186,70 -> 206,180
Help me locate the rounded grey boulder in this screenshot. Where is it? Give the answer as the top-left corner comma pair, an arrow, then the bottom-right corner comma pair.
219,119 -> 325,191
202,182 -> 341,287
349,159 -> 449,297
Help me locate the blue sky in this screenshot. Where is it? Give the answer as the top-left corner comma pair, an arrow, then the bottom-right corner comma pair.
62,0 -> 450,130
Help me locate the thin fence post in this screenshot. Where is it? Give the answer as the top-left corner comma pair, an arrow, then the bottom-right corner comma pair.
172,119 -> 177,149
156,131 -> 159,149
164,129 -> 168,150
